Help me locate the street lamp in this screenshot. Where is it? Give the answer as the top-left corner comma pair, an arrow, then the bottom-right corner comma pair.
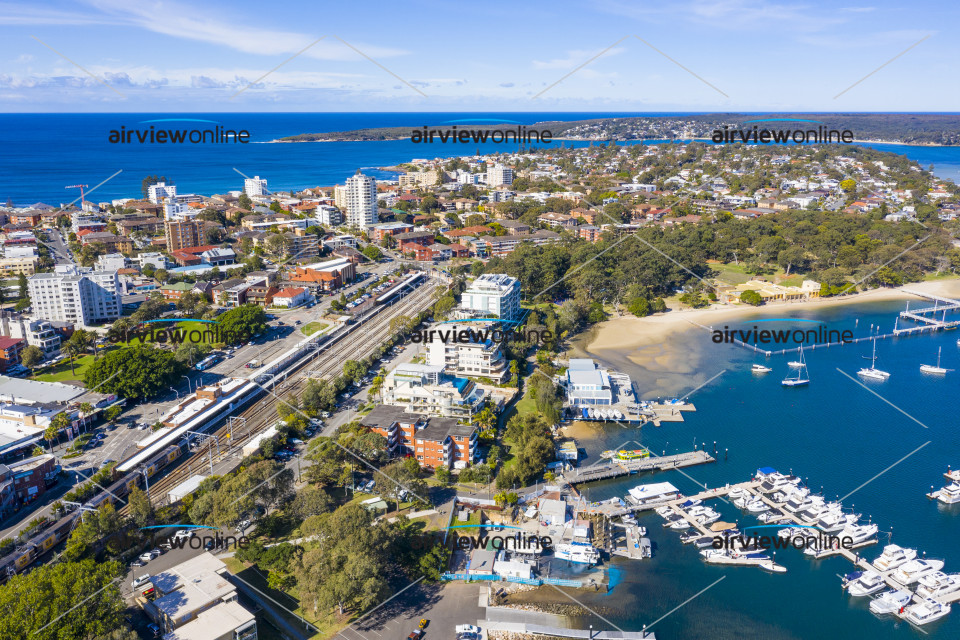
170,387 -> 179,400
182,375 -> 192,394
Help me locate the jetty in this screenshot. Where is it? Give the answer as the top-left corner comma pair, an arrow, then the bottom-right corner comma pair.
560,450 -> 715,485
484,605 -> 654,639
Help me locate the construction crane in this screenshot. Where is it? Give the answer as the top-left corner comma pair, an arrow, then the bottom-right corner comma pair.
64,184 -> 88,211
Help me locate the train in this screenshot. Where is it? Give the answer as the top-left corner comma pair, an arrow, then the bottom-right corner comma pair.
0,444 -> 184,583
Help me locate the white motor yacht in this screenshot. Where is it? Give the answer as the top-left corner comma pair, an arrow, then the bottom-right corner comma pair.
872,545 -> 918,572
751,364 -> 772,373
745,499 -> 768,513
839,523 -> 879,545
893,559 -> 946,585
916,572 -> 960,599
929,483 -> 960,504
846,570 -> 886,597
818,512 -> 861,534
902,598 -> 950,626
553,543 -> 600,565
869,589 -> 913,615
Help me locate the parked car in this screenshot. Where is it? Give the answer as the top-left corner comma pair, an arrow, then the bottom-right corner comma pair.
173,529 -> 194,540
132,574 -> 152,588
138,549 -> 161,563
147,623 -> 161,637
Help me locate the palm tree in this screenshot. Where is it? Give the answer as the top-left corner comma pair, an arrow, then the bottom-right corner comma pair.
78,402 -> 93,434
61,341 -> 81,376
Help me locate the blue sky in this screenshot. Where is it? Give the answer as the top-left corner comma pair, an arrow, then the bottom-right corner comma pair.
0,0 -> 954,112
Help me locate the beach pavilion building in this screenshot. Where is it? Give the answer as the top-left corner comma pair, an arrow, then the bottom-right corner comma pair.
563,358 -> 613,406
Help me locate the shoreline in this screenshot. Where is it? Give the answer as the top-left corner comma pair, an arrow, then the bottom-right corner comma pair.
577,280 -> 960,397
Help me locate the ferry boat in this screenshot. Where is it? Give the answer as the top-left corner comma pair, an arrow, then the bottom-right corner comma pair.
902,598 -> 951,626
893,559 -> 946,585
869,589 -> 913,615
782,346 -> 810,386
916,571 -> 960,599
615,449 -> 650,461
844,570 -> 886,596
872,544 -> 918,572
751,364 -> 772,373
553,543 -> 600,565
920,347 -> 949,374
858,339 -> 891,380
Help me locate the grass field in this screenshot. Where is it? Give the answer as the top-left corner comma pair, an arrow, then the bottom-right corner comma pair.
300,321 -> 329,337
32,353 -> 99,383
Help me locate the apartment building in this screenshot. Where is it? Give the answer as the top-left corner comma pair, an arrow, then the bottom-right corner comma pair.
165,220 -> 203,252
486,164 -> 514,187
459,273 -> 522,322
340,172 -> 378,228
147,182 -> 177,204
473,230 -> 559,258
425,323 -> 508,383
4,319 -> 61,358
27,266 -> 121,325
314,205 -> 342,227
379,363 -> 487,420
243,175 -> 268,197
360,405 -> 477,469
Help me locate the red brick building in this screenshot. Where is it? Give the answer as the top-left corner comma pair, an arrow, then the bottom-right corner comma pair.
0,337 -> 26,372
360,405 -> 477,469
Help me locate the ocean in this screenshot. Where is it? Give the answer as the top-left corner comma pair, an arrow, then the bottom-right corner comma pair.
549,298 -> 960,639
2,112 -> 960,205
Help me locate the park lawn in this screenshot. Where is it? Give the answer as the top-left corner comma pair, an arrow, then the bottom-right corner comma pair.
172,321 -> 224,346
777,274 -> 806,287
300,321 -> 329,337
923,272 -> 960,281
32,353 -> 99,383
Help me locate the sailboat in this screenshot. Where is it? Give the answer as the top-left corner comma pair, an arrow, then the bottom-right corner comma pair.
920,347 -> 949,375
857,339 -> 890,380
782,346 -> 810,387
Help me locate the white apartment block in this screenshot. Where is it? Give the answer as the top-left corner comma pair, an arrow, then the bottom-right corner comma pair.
314,205 -> 343,227
3,319 -> 61,358
147,182 -> 177,204
380,363 -> 487,420
342,173 -> 378,228
163,200 -> 198,222
244,175 -> 268,197
28,266 -> 121,326
486,164 -> 514,187
460,274 -> 522,322
425,324 -> 508,383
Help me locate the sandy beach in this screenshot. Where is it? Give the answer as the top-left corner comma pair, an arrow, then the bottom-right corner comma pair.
577,279 -> 960,399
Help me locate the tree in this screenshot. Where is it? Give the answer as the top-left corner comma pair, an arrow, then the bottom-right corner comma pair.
61,338 -> 83,376
0,558 -> 126,640
343,360 -> 366,385
216,305 -> 268,345
362,245 -> 383,261
105,405 -> 122,423
740,289 -> 764,306
237,193 -> 253,210
627,296 -> 650,317
127,486 -> 154,528
83,345 -> 187,400
21,345 -> 44,374
17,272 -> 28,300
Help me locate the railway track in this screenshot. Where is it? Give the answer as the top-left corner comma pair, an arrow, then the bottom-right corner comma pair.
123,282 -> 440,510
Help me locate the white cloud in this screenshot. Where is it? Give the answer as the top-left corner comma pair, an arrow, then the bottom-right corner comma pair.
532,47 -> 626,70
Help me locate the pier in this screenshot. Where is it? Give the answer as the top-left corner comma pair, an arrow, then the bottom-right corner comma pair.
560,450 -> 715,485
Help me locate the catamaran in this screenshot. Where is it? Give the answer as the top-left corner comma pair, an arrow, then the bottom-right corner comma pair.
858,338 -> 890,380
782,346 -> 810,387
920,347 -> 949,374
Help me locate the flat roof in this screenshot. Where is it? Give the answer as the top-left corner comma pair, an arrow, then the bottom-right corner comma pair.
360,405 -> 422,430
167,474 -> 207,503
152,553 -> 235,622
0,376 -> 85,405
163,601 -> 255,640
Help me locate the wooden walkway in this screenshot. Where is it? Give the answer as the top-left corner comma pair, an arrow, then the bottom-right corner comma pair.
561,450 -> 714,485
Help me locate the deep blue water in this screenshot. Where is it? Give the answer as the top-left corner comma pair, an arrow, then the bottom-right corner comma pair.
1,113 -> 959,205
561,298 -> 960,639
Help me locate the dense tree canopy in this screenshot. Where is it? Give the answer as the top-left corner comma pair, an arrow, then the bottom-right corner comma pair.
216,304 -> 268,345
84,345 -> 187,400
